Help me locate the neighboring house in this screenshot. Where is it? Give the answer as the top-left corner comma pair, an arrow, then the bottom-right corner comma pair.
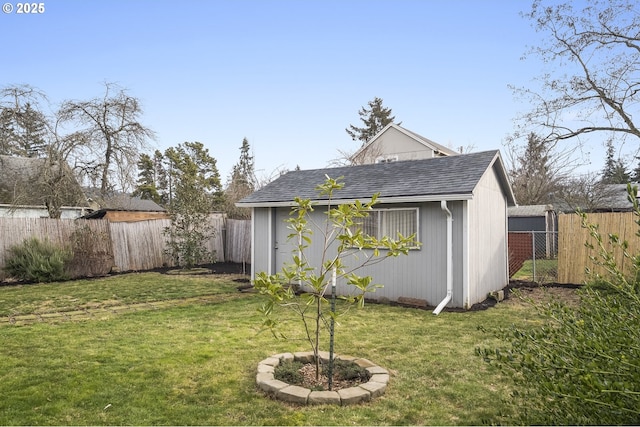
237,150 -> 516,312
0,155 -> 89,219
82,193 -> 169,222
590,183 -> 639,212
350,123 -> 458,165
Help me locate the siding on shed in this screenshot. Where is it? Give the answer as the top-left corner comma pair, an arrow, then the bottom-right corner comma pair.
467,164 -> 509,306
253,201 -> 467,309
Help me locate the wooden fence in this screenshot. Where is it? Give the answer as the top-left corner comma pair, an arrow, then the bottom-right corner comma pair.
558,212 -> 639,284
0,216 -> 251,281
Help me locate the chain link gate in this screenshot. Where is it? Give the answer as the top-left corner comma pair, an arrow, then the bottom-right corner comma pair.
508,231 -> 559,283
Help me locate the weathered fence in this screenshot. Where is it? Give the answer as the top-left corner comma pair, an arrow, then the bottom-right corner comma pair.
0,218 -> 114,280
558,212 -> 639,284
0,216 -> 251,281
224,219 -> 251,264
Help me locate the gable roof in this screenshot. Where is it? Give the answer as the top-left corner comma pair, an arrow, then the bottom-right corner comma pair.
351,123 -> 459,161
238,150 -> 516,207
0,155 -> 88,207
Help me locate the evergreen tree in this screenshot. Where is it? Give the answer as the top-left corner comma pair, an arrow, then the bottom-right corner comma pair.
345,97 -> 399,144
0,102 -> 49,157
601,140 -> 631,184
162,142 -> 222,268
224,138 -> 256,219
132,153 -> 161,203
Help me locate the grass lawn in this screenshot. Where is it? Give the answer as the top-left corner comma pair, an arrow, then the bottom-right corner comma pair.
512,258 -> 558,283
0,272 -> 540,425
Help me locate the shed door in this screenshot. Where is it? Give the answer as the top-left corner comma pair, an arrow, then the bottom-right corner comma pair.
274,208 -> 296,271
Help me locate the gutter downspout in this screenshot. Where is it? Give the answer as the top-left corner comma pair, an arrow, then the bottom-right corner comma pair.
433,200 -> 453,315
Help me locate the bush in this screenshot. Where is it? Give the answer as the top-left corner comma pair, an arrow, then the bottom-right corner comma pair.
477,185 -> 640,425
274,359 -> 304,385
333,359 -> 370,382
3,237 -> 72,283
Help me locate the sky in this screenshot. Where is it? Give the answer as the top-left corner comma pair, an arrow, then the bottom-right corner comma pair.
0,0 -> 606,183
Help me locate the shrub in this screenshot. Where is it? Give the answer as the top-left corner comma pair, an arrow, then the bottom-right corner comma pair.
333,359 -> 370,382
274,359 -> 304,385
477,184 -> 640,425
3,237 -> 72,283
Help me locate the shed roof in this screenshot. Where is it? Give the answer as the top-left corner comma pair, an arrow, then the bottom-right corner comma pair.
508,204 -> 553,217
238,150 -> 516,207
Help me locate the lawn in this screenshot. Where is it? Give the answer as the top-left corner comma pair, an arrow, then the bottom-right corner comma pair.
0,272 -> 541,425
512,258 -> 558,283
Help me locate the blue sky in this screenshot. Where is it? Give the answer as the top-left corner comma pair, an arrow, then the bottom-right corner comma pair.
1,0 -> 601,182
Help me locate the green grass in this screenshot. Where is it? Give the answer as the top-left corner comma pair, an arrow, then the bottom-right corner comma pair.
0,272 -> 536,425
512,258 -> 558,283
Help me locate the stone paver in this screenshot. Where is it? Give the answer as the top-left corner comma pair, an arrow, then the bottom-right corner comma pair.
256,353 -> 389,406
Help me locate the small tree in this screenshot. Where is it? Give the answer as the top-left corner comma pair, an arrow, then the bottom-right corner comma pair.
477,184 -> 640,425
163,142 -> 221,269
253,176 -> 418,388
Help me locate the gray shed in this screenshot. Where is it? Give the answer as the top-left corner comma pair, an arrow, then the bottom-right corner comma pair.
237,150 -> 516,312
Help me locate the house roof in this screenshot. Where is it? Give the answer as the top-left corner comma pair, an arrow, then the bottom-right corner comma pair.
594,183 -> 639,212
238,150 -> 516,207
0,155 -> 88,207
508,204 -> 554,217
351,123 -> 459,161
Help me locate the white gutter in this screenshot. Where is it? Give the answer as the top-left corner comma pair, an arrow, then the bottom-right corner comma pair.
236,193 -> 473,208
433,200 -> 453,315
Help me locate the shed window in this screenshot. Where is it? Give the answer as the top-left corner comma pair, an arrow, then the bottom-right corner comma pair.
353,208 -> 419,248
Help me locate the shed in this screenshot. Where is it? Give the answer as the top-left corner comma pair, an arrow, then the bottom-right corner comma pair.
237,150 -> 516,312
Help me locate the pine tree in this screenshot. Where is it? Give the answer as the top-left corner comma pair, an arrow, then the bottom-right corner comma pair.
224,138 -> 256,219
132,153 -> 161,203
345,97 -> 399,144
601,140 -> 631,184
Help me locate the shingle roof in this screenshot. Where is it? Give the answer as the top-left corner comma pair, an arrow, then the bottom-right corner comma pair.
508,204 -> 554,217
596,183 -> 639,211
238,150 -> 515,206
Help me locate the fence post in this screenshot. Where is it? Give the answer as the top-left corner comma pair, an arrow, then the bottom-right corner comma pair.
532,230 -> 537,283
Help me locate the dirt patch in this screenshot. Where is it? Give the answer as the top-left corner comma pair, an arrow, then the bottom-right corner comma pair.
501,280 -> 582,307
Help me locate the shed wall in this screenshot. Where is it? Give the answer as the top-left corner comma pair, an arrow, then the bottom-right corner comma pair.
257,201 -> 465,308
467,165 -> 509,306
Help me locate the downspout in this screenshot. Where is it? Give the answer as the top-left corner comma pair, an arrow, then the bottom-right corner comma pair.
433,200 -> 453,315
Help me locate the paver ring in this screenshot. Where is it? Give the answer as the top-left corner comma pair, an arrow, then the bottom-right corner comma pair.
256,351 -> 389,405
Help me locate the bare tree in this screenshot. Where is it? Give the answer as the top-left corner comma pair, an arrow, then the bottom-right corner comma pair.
58,82 -> 155,195
513,0 -> 640,164
506,132 -> 577,205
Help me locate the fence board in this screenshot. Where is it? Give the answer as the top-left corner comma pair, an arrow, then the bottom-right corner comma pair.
225,219 -> 251,264
558,212 -> 639,284
110,219 -> 172,272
